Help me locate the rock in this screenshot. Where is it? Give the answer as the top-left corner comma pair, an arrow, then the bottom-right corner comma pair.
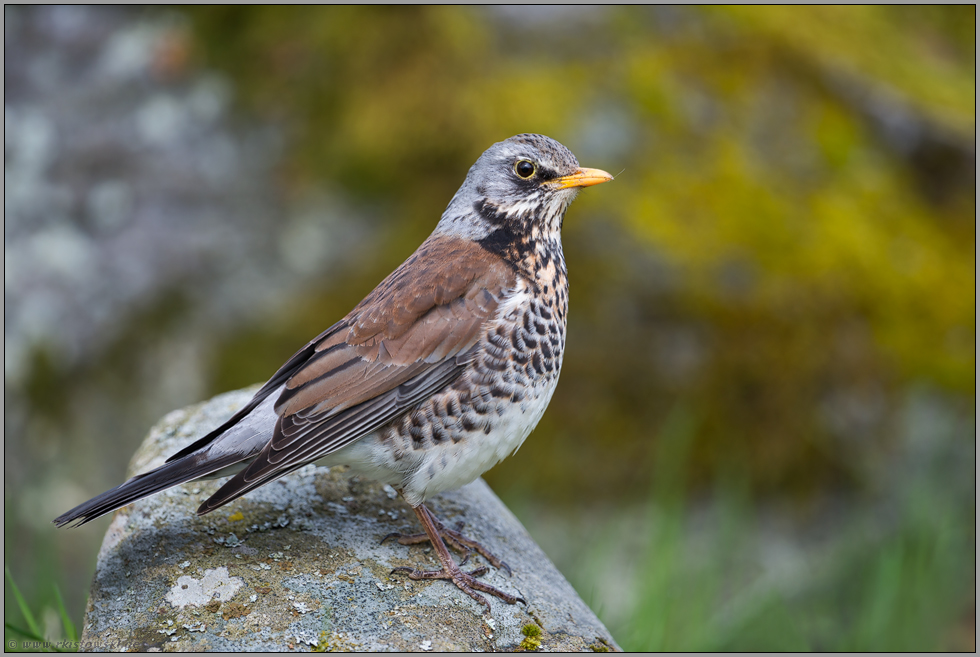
78,387 -> 620,652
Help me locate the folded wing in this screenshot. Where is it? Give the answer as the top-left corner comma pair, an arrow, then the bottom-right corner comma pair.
199,235 -> 515,513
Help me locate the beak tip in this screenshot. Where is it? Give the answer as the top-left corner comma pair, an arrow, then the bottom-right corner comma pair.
554,167 -> 614,189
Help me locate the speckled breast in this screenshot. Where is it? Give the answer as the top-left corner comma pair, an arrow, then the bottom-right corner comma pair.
384,271 -> 569,504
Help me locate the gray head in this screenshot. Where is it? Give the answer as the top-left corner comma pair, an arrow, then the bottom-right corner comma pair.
436,134 -> 613,245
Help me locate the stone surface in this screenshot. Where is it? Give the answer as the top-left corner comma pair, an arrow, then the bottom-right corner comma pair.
78,387 -> 620,652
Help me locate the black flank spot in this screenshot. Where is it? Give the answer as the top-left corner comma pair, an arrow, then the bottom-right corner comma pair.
489,331 -> 509,349
471,371 -> 495,387
432,424 -> 449,443
532,353 -> 545,374
490,383 -> 512,399
483,355 -> 507,372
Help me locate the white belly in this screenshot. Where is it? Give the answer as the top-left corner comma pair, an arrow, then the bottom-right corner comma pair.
321,375 -> 560,507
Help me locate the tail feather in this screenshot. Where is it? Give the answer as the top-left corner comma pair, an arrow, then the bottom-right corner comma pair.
197,460 -> 311,516
53,452 -> 245,528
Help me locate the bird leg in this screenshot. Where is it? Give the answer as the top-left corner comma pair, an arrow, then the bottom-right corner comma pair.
388,504 -> 523,612
382,508 -> 511,574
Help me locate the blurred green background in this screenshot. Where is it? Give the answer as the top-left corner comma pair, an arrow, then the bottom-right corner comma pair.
5,6 -> 975,651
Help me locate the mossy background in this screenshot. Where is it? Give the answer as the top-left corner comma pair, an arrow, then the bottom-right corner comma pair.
5,6 -> 975,651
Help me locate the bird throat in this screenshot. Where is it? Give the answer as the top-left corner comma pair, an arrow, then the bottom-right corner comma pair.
473,198 -> 568,290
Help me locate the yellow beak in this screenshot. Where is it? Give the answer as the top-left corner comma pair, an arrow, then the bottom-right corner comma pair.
551,167 -> 614,190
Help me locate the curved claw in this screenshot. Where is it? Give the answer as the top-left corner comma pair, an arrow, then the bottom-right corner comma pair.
389,566 -> 423,579
380,531 -> 402,545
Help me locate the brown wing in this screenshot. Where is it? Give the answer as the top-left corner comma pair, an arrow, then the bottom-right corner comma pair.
199,235 -> 515,513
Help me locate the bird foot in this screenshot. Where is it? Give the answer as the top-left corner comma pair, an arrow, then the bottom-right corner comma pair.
382,514 -> 512,575
389,564 -> 524,611
386,504 -> 523,611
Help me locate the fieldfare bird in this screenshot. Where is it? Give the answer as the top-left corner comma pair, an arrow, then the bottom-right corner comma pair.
54,133 -> 613,611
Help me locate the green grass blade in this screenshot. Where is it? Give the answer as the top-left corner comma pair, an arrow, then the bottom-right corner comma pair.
5,565 -> 41,638
53,584 -> 78,643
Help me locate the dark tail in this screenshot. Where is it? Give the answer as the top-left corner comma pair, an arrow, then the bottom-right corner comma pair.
53,451 -> 245,528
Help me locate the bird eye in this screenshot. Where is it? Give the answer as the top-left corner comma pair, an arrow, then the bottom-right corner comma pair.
515,160 -> 536,179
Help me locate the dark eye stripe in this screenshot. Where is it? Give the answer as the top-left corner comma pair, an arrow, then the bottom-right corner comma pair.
536,166 -> 560,181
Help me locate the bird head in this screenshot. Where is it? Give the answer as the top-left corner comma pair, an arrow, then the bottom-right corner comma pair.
437,134 -> 613,246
